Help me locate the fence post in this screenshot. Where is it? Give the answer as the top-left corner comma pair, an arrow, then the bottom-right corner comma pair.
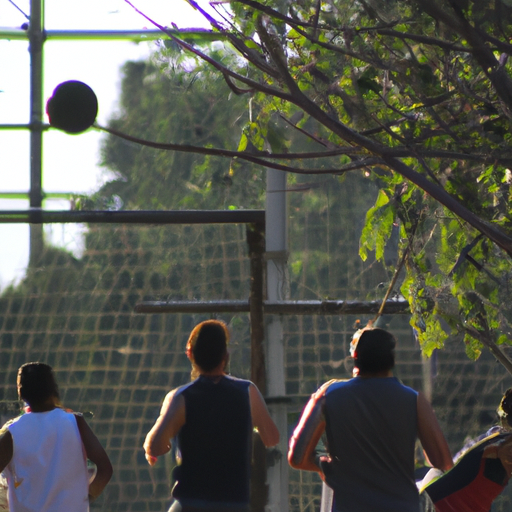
247,222 -> 268,512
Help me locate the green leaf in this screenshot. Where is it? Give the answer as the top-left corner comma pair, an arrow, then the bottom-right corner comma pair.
237,132 -> 248,152
497,334 -> 509,345
463,334 -> 482,360
415,317 -> 448,357
359,190 -> 394,261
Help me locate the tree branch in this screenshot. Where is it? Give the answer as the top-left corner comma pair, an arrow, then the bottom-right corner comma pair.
125,0 -> 512,256
123,0 -> 291,101
464,326 -> 512,377
187,0 -> 282,79
375,28 -> 470,53
97,123 -> 380,175
382,154 -> 512,257
414,0 -> 512,114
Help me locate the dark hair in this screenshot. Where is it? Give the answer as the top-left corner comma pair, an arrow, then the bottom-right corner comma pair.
187,320 -> 229,372
498,388 -> 512,428
353,328 -> 396,373
18,362 -> 60,406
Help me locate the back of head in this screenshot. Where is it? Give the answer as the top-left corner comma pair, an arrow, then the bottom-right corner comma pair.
187,320 -> 229,373
352,328 -> 396,374
18,362 -> 60,406
498,388 -> 512,429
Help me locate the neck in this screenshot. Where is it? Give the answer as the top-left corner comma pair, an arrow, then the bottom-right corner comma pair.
200,369 -> 226,377
193,360 -> 227,378
25,397 -> 60,413
27,404 -> 57,413
357,369 -> 393,378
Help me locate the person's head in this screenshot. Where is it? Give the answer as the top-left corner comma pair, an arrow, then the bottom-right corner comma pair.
350,327 -> 396,374
17,362 -> 60,407
186,320 -> 229,374
498,388 -> 512,429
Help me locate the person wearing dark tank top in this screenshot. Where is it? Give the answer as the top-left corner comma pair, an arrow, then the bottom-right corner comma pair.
144,320 -> 279,512
288,327 -> 453,512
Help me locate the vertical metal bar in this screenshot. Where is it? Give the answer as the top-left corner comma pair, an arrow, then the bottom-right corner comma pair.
246,221 -> 267,512
265,169 -> 289,512
28,0 -> 44,265
247,222 -> 266,393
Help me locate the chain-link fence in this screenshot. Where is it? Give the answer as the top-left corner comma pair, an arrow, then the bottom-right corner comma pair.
0,173 -> 511,511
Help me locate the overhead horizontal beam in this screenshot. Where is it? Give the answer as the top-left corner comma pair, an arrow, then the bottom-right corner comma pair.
0,192 -> 76,200
0,209 -> 265,225
0,28 -> 225,42
134,299 -> 409,316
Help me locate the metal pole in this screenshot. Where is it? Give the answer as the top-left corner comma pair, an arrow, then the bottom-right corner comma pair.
0,28 -> 227,42
0,209 -> 265,225
28,0 -> 44,265
265,169 -> 289,512
247,223 -> 268,512
247,223 -> 267,394
134,299 -> 409,315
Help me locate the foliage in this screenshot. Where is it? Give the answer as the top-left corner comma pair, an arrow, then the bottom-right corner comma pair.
96,54 -> 266,211
119,0 -> 512,369
91,36 -> 385,301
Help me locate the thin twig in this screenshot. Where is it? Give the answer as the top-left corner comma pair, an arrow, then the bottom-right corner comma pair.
371,236 -> 414,324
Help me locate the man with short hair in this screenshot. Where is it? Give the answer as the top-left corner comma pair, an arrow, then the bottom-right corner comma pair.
288,327 -> 453,512
144,319 -> 279,512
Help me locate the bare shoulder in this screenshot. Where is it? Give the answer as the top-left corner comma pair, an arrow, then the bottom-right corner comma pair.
315,378 -> 346,396
247,382 -> 270,412
248,381 -> 265,401
161,386 -> 188,409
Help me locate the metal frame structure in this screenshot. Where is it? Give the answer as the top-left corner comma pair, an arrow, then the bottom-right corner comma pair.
1,3 -> 410,511
0,0 -> 409,370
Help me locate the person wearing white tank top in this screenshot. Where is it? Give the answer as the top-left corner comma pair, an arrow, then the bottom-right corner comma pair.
0,362 -> 112,512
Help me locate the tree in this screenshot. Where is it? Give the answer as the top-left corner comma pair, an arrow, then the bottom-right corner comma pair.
0,31 -> 395,512
97,55 -> 266,211
94,43 -> 385,308
115,0 -> 512,371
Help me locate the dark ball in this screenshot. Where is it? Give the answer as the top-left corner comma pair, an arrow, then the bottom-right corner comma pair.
46,81 -> 98,134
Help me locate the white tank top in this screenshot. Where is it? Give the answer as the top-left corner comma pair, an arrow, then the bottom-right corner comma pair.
5,408 -> 89,512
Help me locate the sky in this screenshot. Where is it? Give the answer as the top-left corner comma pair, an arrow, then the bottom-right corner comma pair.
0,0 -> 211,288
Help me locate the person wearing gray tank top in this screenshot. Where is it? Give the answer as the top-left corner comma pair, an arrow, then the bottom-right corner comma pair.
288,327 -> 453,512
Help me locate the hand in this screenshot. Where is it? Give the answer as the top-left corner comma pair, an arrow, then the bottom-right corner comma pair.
146,454 -> 158,466
313,452 -> 332,481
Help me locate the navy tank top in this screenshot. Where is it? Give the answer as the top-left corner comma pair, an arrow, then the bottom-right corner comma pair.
171,375 -> 252,507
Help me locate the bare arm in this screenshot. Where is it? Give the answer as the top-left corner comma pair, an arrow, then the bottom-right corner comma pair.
0,431 -> 13,473
288,389 -> 327,473
483,434 -> 512,474
417,391 -> 453,472
249,383 -> 279,447
143,389 -> 186,465
75,414 -> 113,501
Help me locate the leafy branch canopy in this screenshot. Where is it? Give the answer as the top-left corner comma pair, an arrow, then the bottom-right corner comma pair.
120,0 -> 512,370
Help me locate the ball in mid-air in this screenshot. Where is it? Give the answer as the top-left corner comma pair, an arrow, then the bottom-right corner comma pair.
46,80 -> 98,134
